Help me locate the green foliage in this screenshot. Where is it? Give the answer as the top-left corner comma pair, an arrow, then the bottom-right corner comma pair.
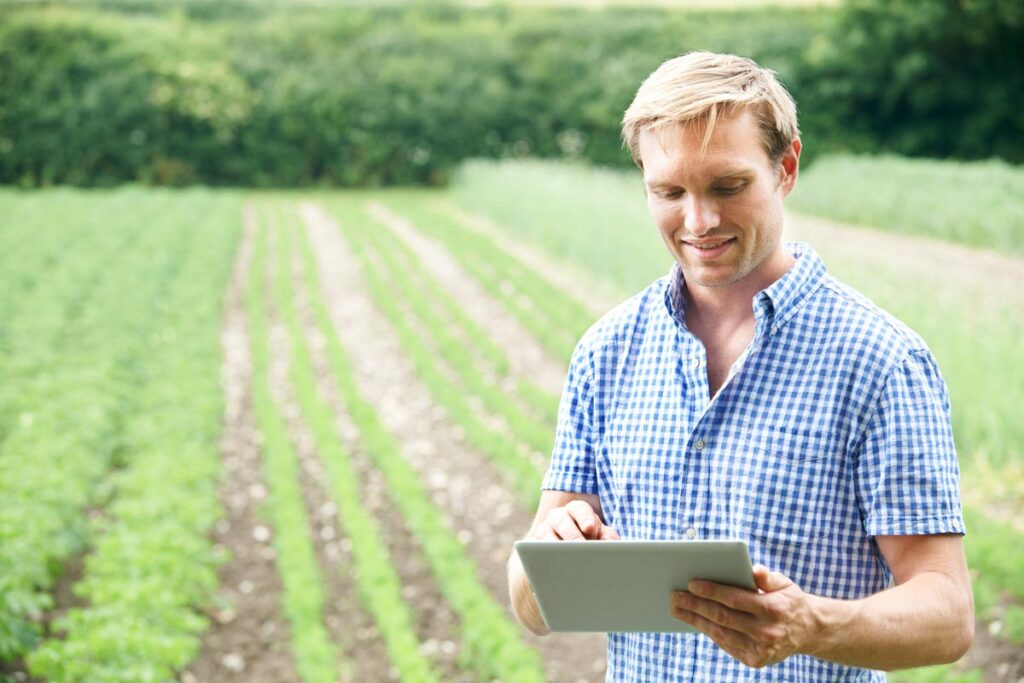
802,0 -> 1024,162
28,194 -> 238,682
0,189 -> 234,668
267,203 -> 441,682
381,192 -> 595,360
327,196 -> 546,507
790,154 -> 1024,255
889,664 -> 982,683
243,213 -> 341,683
452,158 -> 663,294
0,10 -> 252,186
296,205 -> 548,682
0,3 -> 826,186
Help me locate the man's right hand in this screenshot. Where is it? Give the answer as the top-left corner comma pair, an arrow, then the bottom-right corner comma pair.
528,499 -> 621,541
510,492 -> 620,634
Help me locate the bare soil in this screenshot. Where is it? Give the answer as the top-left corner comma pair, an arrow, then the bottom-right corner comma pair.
283,212 -> 474,682
301,202 -> 609,682
786,211 -> 1024,317
367,201 -> 569,397
437,199 -> 623,319
180,208 -> 300,683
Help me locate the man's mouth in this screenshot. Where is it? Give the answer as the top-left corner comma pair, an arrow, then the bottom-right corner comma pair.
682,237 -> 735,258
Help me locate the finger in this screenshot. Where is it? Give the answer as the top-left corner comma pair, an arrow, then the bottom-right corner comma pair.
672,591 -> 760,635
752,565 -> 793,593
598,524 -> 621,541
545,508 -> 586,540
564,500 -> 601,538
530,524 -> 558,541
673,605 -> 754,653
688,580 -> 768,619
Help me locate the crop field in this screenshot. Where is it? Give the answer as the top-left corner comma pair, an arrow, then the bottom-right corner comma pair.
1,167 -> 1022,682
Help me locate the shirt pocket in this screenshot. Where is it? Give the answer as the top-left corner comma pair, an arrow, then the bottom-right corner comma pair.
740,424 -> 844,545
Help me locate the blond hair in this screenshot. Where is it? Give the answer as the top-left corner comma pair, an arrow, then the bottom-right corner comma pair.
621,51 -> 799,168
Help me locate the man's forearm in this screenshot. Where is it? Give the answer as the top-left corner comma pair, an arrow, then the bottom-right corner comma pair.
507,550 -> 550,635
805,571 -> 973,670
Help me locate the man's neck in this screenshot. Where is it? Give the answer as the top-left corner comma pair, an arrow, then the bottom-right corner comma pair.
683,248 -> 796,328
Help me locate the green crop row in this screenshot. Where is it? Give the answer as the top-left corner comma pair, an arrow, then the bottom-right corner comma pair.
368,200 -> 560,423
357,199 -> 556,452
323,198 -> 544,507
0,191 -> 145,447
27,193 -> 241,682
450,159 -> 663,295
267,203 -> 441,682
294,203 -> 548,682
0,190 -> 204,665
245,210 -> 341,683
381,192 -> 594,361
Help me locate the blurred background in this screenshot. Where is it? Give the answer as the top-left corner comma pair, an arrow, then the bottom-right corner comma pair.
1,1 -> 1022,682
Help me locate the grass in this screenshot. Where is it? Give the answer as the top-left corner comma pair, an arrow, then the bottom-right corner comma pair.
790,154 -> 1024,255
452,159 -> 668,296
357,198 -> 557,447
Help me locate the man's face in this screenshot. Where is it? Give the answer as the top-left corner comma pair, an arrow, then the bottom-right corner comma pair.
639,108 -> 800,291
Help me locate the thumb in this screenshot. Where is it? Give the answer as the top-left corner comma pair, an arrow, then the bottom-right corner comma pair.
598,524 -> 621,541
752,564 -> 791,593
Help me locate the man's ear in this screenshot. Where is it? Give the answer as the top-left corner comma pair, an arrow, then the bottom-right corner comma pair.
778,138 -> 801,197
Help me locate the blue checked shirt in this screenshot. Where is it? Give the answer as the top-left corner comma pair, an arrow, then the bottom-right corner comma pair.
542,243 -> 964,682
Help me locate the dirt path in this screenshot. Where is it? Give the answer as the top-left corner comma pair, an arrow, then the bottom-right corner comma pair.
181,208 -> 300,683
367,201 -> 570,397
786,211 -> 1024,315
302,202 -> 609,683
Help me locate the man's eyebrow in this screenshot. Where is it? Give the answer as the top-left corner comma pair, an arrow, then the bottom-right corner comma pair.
644,169 -> 755,188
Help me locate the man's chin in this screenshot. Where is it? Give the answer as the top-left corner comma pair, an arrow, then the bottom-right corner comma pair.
678,264 -> 740,289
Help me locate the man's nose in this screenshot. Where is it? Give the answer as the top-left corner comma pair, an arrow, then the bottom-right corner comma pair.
682,195 -> 720,235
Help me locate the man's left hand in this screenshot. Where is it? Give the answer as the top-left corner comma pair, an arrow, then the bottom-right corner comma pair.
670,564 -> 820,669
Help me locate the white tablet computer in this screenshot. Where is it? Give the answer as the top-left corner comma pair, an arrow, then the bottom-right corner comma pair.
514,539 -> 755,633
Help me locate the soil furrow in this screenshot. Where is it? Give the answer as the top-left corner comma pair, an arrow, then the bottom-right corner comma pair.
261,208 -> 397,683
180,207 -> 299,683
436,199 -> 623,318
366,201 -> 569,397
287,209 -> 476,682
301,201 -> 608,683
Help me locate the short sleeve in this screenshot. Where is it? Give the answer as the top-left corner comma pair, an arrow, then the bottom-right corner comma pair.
855,349 -> 965,537
541,340 -> 599,494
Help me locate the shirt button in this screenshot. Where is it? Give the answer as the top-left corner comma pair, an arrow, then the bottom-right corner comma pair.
692,357 -> 701,369
694,439 -> 705,451
685,527 -> 697,539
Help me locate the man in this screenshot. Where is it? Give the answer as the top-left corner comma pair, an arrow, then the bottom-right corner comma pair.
507,52 -> 973,681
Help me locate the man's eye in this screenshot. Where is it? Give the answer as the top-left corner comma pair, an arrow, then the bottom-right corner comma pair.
715,184 -> 746,196
660,190 -> 683,199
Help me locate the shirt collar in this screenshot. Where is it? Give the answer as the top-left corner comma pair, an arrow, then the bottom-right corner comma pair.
663,241 -> 827,334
